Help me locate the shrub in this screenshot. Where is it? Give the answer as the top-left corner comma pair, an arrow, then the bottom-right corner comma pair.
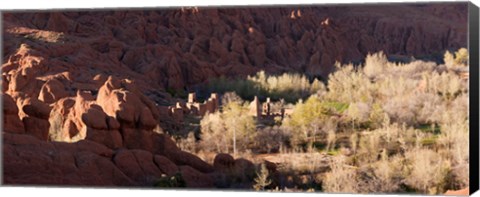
253,163 -> 272,191
355,152 -> 405,193
404,148 -> 451,194
438,118 -> 469,188
444,50 -> 455,68
323,156 -> 359,193
255,126 -> 291,153
424,71 -> 466,101
444,48 -> 469,68
221,91 -> 243,105
154,173 -> 187,188
345,102 -> 371,130
454,48 -> 468,66
176,132 -> 197,153
363,51 -> 389,79
204,71 -> 326,103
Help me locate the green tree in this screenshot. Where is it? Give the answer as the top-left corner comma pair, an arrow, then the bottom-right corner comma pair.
222,101 -> 256,156
284,96 -> 336,146
200,100 -> 256,155
200,112 -> 228,153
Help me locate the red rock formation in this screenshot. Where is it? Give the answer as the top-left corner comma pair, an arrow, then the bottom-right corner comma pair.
2,93 -> 25,134
2,133 -> 134,186
1,3 -> 469,188
113,149 -> 164,185
38,78 -> 69,104
2,4 -> 467,99
97,76 -> 158,128
20,97 -> 51,140
48,90 -> 123,149
2,131 -> 216,187
213,153 -> 235,170
3,71 -> 216,186
154,155 -> 180,176
178,165 -> 214,188
445,187 -> 469,196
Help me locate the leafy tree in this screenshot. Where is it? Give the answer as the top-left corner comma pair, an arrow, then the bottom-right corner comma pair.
284,95 -> 348,148
200,112 -> 228,153
200,100 -> 256,155
222,101 -> 256,156
345,102 -> 370,130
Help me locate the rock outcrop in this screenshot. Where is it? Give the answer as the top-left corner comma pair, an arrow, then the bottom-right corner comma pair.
3,132 -> 217,187
444,187 -> 469,196
2,4 -> 467,100
20,97 -> 51,141
2,74 -> 216,187
48,90 -> 123,149
2,93 -> 25,134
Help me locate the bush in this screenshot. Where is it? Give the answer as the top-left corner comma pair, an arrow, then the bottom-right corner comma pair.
204,71 -> 326,103
357,153 -> 405,193
404,148 -> 451,194
454,48 -> 468,66
176,132 -> 197,153
438,118 -> 469,188
444,48 -> 469,68
154,173 -> 187,188
255,126 -> 291,153
253,163 -> 272,191
221,91 -> 243,105
363,51 -> 389,79
323,157 -> 359,193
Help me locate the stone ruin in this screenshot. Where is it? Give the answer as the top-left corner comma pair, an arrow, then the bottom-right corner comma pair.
248,96 -> 287,121
163,93 -> 291,125
166,93 -> 220,124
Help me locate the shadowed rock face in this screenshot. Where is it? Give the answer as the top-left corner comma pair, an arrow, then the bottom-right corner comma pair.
1,3 -> 468,187
2,3 -> 467,96
2,84 -> 215,187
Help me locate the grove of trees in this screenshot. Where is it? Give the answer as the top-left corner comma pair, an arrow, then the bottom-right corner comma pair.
175,48 -> 469,194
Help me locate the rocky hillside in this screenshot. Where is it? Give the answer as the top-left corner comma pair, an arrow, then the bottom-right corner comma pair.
2,4 -> 467,102
1,3 -> 468,187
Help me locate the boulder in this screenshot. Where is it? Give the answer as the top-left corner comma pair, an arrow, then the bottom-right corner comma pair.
38,78 -> 69,104
213,153 -> 235,170
96,76 -> 159,130
2,93 -> 25,133
2,133 -> 134,186
178,165 -> 214,188
113,149 -> 163,185
23,116 -> 49,140
154,155 -> 180,176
